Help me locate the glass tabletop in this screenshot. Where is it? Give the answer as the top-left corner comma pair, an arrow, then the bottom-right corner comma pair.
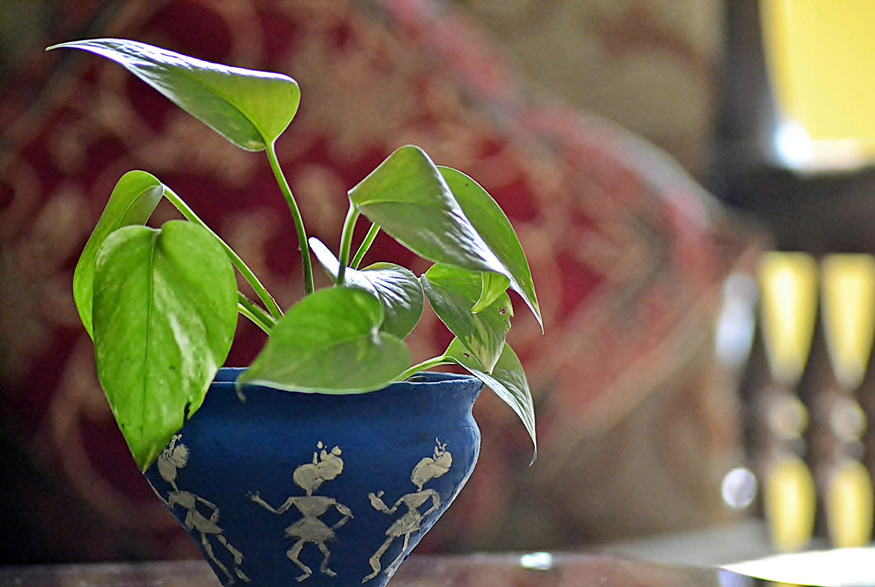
0,552 -> 818,586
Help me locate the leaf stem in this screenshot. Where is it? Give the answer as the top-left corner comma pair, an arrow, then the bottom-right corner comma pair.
336,203 -> 360,285
396,354 -> 453,381
351,222 -> 380,269
162,186 -> 283,319
265,141 -> 314,295
238,293 -> 275,333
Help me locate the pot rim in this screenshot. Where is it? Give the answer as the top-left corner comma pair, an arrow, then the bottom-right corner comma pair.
211,367 -> 480,391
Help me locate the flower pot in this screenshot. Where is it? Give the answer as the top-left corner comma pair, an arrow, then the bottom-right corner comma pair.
143,368 -> 484,586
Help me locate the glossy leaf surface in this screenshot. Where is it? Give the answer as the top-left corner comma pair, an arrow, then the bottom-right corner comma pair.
92,221 -> 238,470
239,287 -> 410,393
49,38 -> 299,150
348,146 -> 509,276
445,338 -> 537,460
422,264 -> 511,373
472,271 -> 511,314
309,237 -> 423,339
439,167 -> 542,329
73,170 -> 165,339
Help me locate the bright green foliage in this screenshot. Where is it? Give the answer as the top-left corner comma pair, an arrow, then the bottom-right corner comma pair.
471,271 -> 511,314
439,167 -> 542,329
310,237 -> 424,340
444,339 -> 537,459
60,38 -> 541,468
73,171 -> 165,338
422,264 -> 511,373
92,221 -> 237,470
239,288 -> 410,393
348,146 -> 511,276
48,39 -> 299,151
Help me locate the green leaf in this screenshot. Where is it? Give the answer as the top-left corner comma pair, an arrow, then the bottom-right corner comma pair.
73,170 -> 164,339
348,146 -> 509,275
49,38 -> 300,150
309,237 -> 424,339
92,221 -> 238,471
422,264 -> 511,373
439,166 -> 542,329
239,287 -> 410,393
352,263 -> 424,339
445,338 -> 536,461
472,271 -> 510,313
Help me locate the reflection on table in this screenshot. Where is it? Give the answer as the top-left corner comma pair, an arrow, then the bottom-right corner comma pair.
0,552 -> 805,587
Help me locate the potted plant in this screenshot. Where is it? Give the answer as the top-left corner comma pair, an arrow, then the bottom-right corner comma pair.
49,38 -> 541,586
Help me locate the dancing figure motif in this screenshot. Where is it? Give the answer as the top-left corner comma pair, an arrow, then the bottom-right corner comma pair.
250,442 -> 353,582
363,440 -> 453,583
153,434 -> 250,584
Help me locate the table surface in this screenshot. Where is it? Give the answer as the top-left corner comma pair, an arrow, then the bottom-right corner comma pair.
0,553 -> 800,586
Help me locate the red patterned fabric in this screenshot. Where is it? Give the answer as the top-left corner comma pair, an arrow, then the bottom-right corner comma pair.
1,0 -> 759,563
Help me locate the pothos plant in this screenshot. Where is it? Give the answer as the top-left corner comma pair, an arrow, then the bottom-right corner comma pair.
50,39 -> 542,473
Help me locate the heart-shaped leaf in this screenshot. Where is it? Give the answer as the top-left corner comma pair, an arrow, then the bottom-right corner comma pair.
348,146 -> 509,276
92,221 -> 238,471
439,166 -> 542,329
309,237 -> 424,339
444,338 -> 536,461
350,263 -> 424,340
74,170 -> 165,339
422,264 -> 512,373
49,38 -> 300,150
239,287 -> 410,393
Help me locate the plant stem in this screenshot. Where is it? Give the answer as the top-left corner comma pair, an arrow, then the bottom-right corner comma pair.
238,293 -> 275,333
265,141 -> 314,295
396,355 -> 454,381
336,203 -> 360,285
238,304 -> 271,334
351,222 -> 380,269
163,186 -> 283,319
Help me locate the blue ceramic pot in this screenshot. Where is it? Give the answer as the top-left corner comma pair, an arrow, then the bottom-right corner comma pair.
143,368 -> 483,586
